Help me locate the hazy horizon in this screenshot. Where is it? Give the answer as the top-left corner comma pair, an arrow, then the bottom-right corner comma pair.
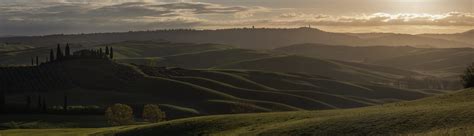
1,0 -> 473,35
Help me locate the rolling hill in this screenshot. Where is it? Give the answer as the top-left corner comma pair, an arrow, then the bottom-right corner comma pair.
275,43 -> 474,78
1,28 -> 472,50
0,41 -> 233,65
216,55 -> 427,83
1,57 -> 436,121
419,29 -> 474,45
3,88 -> 472,135
2,40 -> 460,91
108,88 -> 474,136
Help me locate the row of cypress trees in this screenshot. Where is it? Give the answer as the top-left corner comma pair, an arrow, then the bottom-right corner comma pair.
30,44 -> 115,66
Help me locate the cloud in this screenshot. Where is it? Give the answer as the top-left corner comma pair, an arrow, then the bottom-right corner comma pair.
0,1 -> 263,35
0,0 -> 472,35
275,12 -> 474,26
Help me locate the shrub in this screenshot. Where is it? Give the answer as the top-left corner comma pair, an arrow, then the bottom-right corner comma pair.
461,63 -> 474,88
105,103 -> 134,125
142,104 -> 166,123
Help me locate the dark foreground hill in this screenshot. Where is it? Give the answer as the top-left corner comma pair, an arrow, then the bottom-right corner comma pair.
109,88 -> 474,136
1,57 -> 435,119
2,88 -> 472,135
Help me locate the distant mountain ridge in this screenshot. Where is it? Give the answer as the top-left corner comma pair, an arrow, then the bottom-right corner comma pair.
1,28 -> 472,49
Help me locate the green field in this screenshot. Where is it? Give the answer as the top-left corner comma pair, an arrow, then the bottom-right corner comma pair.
1,88 -> 473,136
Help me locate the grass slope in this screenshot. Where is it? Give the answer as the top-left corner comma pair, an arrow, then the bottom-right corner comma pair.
3,88 -> 470,135
216,55 -> 424,83
109,88 -> 474,136
275,43 -> 474,78
2,57 -> 434,125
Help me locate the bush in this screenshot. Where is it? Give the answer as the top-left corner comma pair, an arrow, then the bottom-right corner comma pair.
461,63 -> 474,88
105,103 -> 134,125
142,104 -> 166,123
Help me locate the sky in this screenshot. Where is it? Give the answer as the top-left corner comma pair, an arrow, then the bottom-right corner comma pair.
0,0 -> 473,35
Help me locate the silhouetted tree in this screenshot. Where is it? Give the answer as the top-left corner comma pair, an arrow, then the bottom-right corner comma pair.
50,49 -> 55,62
106,46 -> 110,55
110,47 -> 114,59
35,56 -> 39,66
65,43 -> 71,57
461,63 -> 474,88
26,95 -> 31,109
31,57 -> 34,66
56,44 -> 63,60
63,94 -> 68,112
99,48 -> 103,57
37,95 -> 42,110
0,87 -> 5,112
42,98 -> 47,111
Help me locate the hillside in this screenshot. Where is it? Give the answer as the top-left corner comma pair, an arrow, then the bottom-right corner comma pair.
107,88 -> 474,136
1,57 -> 435,121
216,55 -> 426,83
275,43 -> 474,78
0,41 -> 233,65
419,29 -> 474,45
4,88 -> 471,135
1,28 -> 472,50
357,33 -> 472,48
153,49 -> 278,68
2,41 -> 442,88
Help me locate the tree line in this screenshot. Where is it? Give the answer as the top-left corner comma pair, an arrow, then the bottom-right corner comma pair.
29,44 -> 115,67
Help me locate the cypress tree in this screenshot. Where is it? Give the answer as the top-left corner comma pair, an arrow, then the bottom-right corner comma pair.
110,47 -> 114,59
42,98 -> 47,112
56,44 -> 63,60
37,95 -> 42,110
99,48 -> 103,57
63,94 -> 68,112
26,95 -> 31,109
31,57 -> 34,66
106,46 -> 110,55
65,43 -> 71,57
1,82 -> 10,112
0,88 -> 5,112
35,56 -> 39,66
50,49 -> 55,62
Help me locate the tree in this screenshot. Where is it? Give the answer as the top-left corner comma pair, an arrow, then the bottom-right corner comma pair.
65,43 -> 71,57
35,56 -> 39,66
109,47 -> 114,59
50,49 -> 55,62
42,98 -> 47,112
26,95 -> 31,109
461,63 -> 474,88
31,57 -> 34,66
142,104 -> 166,123
99,48 -> 103,57
0,87 -> 5,112
105,46 -> 110,55
37,95 -> 42,110
56,44 -> 63,60
63,94 -> 68,112
105,103 -> 134,125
